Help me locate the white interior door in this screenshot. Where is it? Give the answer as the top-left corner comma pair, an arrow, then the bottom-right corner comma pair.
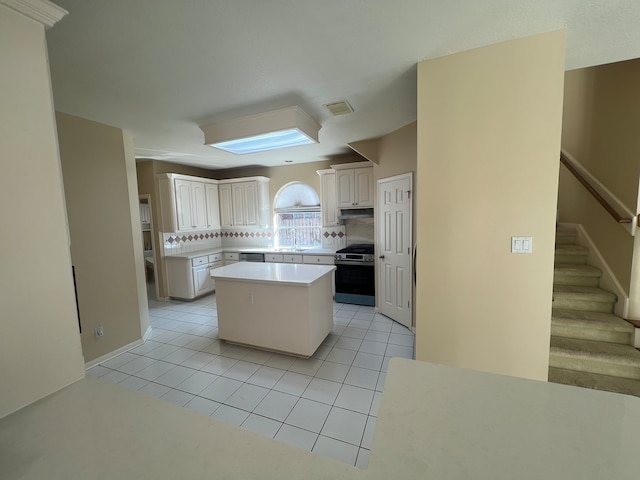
377,173 -> 413,328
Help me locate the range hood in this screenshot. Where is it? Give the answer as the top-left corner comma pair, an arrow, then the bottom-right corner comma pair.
338,208 -> 374,220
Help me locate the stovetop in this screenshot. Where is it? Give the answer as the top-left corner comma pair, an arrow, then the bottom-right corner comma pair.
336,243 -> 374,255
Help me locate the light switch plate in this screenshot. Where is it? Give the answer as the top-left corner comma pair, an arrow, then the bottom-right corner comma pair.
511,236 -> 533,254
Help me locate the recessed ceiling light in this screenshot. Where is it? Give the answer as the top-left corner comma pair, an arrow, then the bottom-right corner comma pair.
200,107 -> 321,155
324,100 -> 353,116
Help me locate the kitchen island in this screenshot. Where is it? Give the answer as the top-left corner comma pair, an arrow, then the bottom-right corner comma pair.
211,262 -> 335,357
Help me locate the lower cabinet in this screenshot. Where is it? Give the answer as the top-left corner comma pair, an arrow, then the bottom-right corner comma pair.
166,254 -> 223,300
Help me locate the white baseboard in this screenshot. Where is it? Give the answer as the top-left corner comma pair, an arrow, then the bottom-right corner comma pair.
85,337 -> 144,370
559,222 -> 629,318
143,325 -> 152,341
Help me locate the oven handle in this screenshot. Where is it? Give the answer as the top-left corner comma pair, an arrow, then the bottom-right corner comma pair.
335,260 -> 375,267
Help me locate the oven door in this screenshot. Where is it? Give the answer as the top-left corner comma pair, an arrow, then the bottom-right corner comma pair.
334,261 -> 375,305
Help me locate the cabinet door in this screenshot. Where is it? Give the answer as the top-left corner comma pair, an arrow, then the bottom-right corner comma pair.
354,167 -> 374,207
231,183 -> 246,226
335,169 -> 355,208
191,181 -> 208,229
320,172 -> 338,226
219,184 -> 233,227
244,182 -> 259,226
174,179 -> 194,231
193,266 -> 211,297
206,183 -> 221,229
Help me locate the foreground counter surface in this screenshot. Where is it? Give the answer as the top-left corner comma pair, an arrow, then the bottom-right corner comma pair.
1,359 -> 639,479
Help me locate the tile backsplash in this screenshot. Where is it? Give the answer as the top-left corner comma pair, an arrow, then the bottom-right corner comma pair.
321,226 -> 347,249
162,225 -> 346,255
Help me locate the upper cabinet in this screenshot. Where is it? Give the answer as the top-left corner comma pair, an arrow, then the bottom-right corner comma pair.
205,182 -> 221,229
158,174 -> 220,233
219,177 -> 270,228
332,162 -> 374,208
317,169 -> 338,226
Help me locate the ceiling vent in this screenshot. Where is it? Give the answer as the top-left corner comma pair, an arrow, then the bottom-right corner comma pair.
324,100 -> 353,116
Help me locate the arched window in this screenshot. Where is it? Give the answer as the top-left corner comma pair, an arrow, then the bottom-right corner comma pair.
274,182 -> 321,248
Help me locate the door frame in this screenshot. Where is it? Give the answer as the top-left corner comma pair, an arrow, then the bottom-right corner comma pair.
139,194 -> 160,301
376,172 -> 414,329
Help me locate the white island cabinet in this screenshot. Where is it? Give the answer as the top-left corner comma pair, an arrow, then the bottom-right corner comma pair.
211,262 -> 335,357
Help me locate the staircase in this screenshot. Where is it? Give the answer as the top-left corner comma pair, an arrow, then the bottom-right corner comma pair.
548,226 -> 640,396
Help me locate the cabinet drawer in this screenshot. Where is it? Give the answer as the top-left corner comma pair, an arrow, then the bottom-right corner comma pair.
302,255 -> 335,265
208,253 -> 222,263
265,253 -> 284,263
283,254 -> 303,263
224,252 -> 239,261
192,255 -> 208,267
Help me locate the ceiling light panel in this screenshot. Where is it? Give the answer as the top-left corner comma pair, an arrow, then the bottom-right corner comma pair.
201,106 -> 321,155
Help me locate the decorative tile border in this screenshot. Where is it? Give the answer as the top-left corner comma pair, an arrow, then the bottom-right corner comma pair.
162,230 -> 222,255
162,226 -> 345,254
321,226 -> 347,249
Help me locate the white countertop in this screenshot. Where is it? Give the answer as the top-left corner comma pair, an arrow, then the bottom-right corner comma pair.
211,261 -> 335,286
2,359 -> 639,479
370,359 -> 640,480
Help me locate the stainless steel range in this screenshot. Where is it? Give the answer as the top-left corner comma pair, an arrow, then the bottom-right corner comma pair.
334,244 -> 375,306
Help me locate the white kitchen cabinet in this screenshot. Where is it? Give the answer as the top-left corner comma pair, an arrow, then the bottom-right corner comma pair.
218,177 -> 270,227
166,253 -> 223,299
302,255 -> 335,265
224,252 -> 239,264
317,169 -> 338,226
218,183 -> 233,228
193,264 -> 211,297
205,182 -> 221,229
283,254 -> 303,263
333,162 -> 374,208
265,253 -> 284,263
175,179 -> 207,231
158,173 -> 220,233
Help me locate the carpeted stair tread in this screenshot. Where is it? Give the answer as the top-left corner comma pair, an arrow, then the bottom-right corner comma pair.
554,244 -> 589,256
555,227 -> 578,245
550,337 -> 640,368
552,309 -> 635,333
553,264 -> 602,286
554,264 -> 601,278
553,285 -> 617,303
548,367 -> 640,397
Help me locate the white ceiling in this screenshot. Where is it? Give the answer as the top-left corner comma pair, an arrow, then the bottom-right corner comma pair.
45,0 -> 640,169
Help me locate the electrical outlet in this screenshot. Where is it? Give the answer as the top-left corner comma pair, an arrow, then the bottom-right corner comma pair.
95,326 -> 104,338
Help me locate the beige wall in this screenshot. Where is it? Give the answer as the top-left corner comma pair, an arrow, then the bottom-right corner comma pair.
559,62 -> 640,300
0,6 -> 85,418
372,122 -> 417,240
416,31 -> 566,380
57,112 -> 149,363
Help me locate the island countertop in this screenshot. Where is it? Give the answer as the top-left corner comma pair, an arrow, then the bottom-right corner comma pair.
211,261 -> 335,286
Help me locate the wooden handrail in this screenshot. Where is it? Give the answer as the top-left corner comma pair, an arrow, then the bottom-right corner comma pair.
560,152 -> 635,225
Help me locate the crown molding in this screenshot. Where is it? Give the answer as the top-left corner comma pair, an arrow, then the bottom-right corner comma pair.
0,0 -> 67,28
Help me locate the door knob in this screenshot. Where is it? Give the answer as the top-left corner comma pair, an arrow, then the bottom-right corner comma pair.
379,255 -> 385,259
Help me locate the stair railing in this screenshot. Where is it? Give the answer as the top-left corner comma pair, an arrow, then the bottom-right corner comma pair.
560,151 -> 638,236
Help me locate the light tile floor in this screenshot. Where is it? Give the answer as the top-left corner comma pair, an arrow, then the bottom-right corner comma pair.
87,291 -> 415,468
